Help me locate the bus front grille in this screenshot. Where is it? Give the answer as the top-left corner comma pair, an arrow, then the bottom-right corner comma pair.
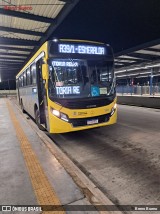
69,114 -> 110,127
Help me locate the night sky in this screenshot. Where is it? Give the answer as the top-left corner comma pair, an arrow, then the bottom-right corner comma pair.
53,0 -> 160,53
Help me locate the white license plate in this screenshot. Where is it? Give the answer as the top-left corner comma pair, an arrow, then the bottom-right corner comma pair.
87,119 -> 98,125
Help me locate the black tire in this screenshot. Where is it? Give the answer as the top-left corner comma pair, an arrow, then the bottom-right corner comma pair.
35,109 -> 45,131
21,100 -> 25,113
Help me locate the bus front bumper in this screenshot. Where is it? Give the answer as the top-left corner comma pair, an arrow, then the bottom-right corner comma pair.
49,109 -> 117,134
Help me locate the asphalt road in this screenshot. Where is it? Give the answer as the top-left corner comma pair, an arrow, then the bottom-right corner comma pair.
50,105 -> 160,213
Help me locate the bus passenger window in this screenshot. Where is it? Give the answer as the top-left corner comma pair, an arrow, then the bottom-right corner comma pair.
21,75 -> 23,87
23,71 -> 26,86
19,77 -> 21,87
91,70 -> 97,84
26,68 -> 31,85
31,63 -> 37,85
21,77 -> 23,87
81,65 -> 89,85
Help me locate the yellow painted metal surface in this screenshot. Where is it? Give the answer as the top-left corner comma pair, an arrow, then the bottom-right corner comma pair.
48,98 -> 117,133
7,100 -> 65,214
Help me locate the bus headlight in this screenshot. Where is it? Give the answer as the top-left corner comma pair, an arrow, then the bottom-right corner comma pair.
110,103 -> 117,116
60,112 -> 69,122
51,108 -> 69,122
51,109 -> 60,117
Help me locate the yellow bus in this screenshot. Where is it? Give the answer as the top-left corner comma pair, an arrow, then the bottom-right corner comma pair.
16,39 -> 117,133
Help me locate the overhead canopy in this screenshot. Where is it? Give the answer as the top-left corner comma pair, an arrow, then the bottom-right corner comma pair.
115,38 -> 160,79
0,0 -> 79,81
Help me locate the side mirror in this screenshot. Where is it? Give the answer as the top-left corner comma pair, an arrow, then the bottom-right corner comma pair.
42,64 -> 49,80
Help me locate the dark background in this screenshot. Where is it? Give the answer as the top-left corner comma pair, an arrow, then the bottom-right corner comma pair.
53,0 -> 160,53
1,0 -> 160,89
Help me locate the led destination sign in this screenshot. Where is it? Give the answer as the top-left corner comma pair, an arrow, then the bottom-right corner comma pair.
53,61 -> 78,67
58,44 -> 105,55
56,86 -> 80,95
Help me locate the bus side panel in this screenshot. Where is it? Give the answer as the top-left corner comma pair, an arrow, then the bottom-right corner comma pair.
19,86 -> 39,119
16,79 -> 20,105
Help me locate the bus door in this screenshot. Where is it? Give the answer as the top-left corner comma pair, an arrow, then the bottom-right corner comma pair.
36,59 -> 48,128
16,79 -> 20,105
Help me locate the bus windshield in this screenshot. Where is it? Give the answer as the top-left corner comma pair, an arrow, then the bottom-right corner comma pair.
48,59 -> 114,98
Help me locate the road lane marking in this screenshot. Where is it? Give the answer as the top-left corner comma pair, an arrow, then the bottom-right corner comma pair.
7,100 -> 65,214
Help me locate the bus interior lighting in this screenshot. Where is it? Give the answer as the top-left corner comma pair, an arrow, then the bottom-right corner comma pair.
53,38 -> 58,42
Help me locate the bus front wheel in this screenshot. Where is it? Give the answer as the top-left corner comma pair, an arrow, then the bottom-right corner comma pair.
35,109 -> 45,131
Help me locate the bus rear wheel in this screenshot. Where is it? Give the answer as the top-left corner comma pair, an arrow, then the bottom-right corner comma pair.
35,109 -> 45,131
